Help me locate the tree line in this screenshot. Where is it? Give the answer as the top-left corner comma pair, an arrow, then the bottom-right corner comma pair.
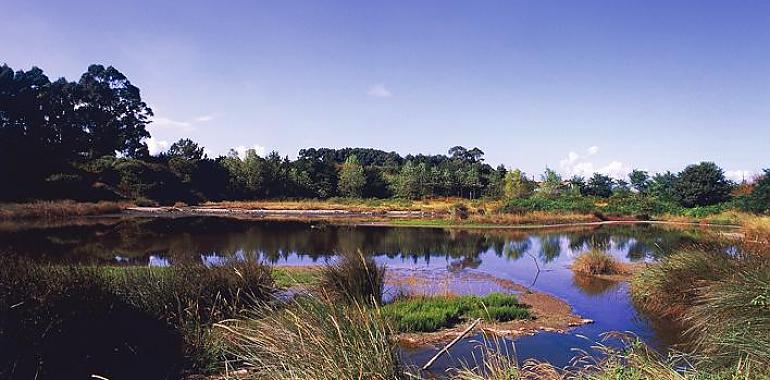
1,63 -> 768,213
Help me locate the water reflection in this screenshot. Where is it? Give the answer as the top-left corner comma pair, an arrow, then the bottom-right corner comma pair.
0,217 -> 718,267
0,216 -> 727,373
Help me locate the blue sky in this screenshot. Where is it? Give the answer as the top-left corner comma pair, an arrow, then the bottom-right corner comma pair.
2,1 -> 769,180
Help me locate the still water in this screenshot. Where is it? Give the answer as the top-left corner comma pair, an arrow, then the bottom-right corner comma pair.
0,216 -> 721,374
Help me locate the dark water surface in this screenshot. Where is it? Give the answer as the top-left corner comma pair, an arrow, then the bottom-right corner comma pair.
0,216 -> 724,376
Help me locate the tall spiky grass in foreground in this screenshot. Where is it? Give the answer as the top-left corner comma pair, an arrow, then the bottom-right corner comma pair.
630,239 -> 770,374
217,296 -> 405,380
685,255 -> 770,370
630,250 -> 730,318
452,334 -> 770,380
0,257 -> 275,377
320,251 -> 385,305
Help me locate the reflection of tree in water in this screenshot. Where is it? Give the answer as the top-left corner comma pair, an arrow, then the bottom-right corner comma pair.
538,234 -> 562,263
0,218 -> 720,266
502,237 -> 530,260
572,273 -> 620,296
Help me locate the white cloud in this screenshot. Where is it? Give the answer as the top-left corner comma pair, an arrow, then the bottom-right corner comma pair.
366,84 -> 392,98
145,137 -> 169,155
150,117 -> 194,132
234,145 -> 266,160
194,115 -> 214,123
558,146 -> 631,179
150,115 -> 215,132
725,170 -> 753,183
203,147 -> 217,158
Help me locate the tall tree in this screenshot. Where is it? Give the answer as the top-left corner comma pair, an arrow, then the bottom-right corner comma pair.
629,169 -> 651,194
504,168 -> 533,199
76,64 -> 153,158
538,168 -> 563,197
741,169 -> 770,214
337,155 -> 365,197
166,138 -> 204,160
649,171 -> 678,200
585,173 -> 614,198
674,162 -> 732,207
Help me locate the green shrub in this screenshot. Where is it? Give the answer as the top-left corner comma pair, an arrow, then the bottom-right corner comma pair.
499,195 -> 596,214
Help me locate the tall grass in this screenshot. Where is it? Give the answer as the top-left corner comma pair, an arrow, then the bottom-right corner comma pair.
685,256 -> 770,369
0,258 -> 274,378
571,249 -> 626,276
320,252 -> 385,305
452,334 -> 769,380
217,296 -> 405,380
630,250 -> 731,318
0,200 -> 125,220
631,241 -> 770,373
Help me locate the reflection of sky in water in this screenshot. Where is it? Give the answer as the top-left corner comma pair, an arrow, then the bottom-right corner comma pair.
148,255 -> 170,267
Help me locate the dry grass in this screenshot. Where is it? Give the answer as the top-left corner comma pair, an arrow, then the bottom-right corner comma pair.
470,211 -> 599,226
741,214 -> 770,244
215,296 -> 404,380
0,200 -> 128,220
205,198 -> 467,212
571,249 -> 629,277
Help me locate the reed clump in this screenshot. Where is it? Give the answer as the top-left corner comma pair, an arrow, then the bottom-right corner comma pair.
319,252 -> 385,305
571,249 -> 626,276
217,296 -> 405,380
630,241 -> 770,372
0,257 -> 274,378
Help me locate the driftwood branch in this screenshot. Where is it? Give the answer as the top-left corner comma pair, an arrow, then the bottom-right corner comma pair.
421,318 -> 482,371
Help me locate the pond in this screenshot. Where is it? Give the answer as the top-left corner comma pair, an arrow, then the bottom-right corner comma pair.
0,216 -> 726,376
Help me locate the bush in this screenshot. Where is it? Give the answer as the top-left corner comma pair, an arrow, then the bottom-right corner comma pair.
450,202 -> 470,220
674,162 -> 733,208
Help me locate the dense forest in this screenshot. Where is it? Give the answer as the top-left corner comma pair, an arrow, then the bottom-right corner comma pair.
1,63 -> 769,213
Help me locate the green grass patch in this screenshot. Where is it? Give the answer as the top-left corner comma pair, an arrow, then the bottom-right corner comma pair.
381,293 -> 530,333
271,266 -> 320,287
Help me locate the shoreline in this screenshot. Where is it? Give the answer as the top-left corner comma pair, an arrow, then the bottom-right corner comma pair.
124,206 -> 742,230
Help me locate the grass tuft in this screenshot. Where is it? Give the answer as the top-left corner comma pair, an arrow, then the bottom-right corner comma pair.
217,296 -> 405,380
320,252 -> 385,305
572,249 -> 626,276
381,293 -> 530,333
